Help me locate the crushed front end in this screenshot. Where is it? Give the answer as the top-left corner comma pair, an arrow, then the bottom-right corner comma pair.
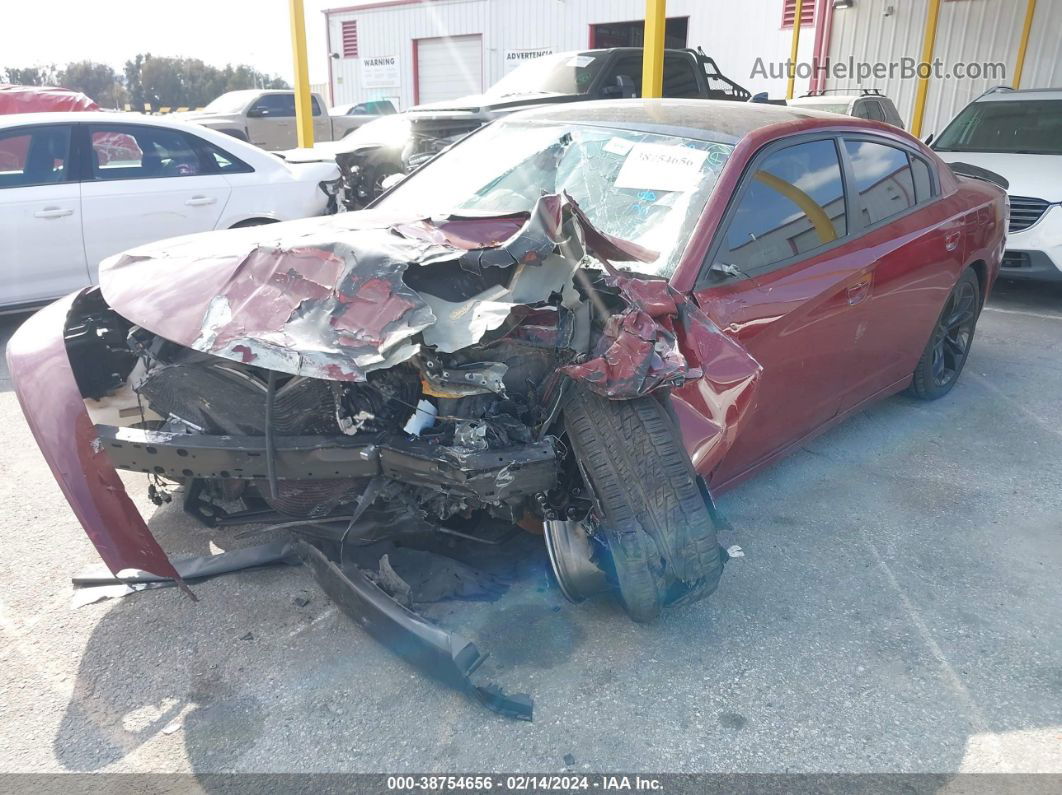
8,193 -> 760,719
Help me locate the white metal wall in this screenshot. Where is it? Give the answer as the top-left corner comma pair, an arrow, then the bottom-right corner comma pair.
1022,0 -> 1062,89
416,34 -> 484,103
827,0 -> 1058,137
326,0 -> 818,109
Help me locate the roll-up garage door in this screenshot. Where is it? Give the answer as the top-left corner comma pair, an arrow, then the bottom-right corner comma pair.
415,35 -> 483,105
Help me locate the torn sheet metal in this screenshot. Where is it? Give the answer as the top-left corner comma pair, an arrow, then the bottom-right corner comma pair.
97,193 -> 655,383
560,276 -> 722,399
98,198 -> 564,381
5,292 -> 186,589
27,191 -> 761,582
296,540 -> 533,721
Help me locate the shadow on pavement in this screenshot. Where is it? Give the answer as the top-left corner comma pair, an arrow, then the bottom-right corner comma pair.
33,273 -> 1062,774
988,276 -> 1062,315
0,312 -> 34,394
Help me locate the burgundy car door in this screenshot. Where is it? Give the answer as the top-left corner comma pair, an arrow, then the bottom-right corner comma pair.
687,137 -> 878,489
833,137 -> 971,408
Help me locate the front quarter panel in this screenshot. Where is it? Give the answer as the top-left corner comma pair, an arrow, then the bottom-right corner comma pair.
6,292 -> 182,582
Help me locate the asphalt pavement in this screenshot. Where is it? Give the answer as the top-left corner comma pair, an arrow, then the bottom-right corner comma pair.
0,278 -> 1059,775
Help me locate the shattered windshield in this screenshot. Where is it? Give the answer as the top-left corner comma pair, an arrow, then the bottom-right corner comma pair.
376,121 -> 734,277
484,53 -> 605,98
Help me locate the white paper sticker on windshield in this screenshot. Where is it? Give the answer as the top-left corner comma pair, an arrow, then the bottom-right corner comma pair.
603,137 -> 634,156
566,55 -> 596,68
614,143 -> 708,192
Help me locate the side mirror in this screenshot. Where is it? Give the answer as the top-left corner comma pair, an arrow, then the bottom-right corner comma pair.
247,106 -> 270,118
923,133 -> 935,145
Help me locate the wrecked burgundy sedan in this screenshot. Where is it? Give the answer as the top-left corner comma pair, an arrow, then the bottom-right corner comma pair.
9,101 -> 1004,717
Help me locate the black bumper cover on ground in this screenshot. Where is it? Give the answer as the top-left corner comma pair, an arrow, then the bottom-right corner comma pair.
296,540 -> 533,721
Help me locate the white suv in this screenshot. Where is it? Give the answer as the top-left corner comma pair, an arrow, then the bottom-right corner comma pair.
933,88 -> 1062,282
787,91 -> 905,129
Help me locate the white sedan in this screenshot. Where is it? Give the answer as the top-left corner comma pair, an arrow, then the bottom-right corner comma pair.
0,112 -> 340,311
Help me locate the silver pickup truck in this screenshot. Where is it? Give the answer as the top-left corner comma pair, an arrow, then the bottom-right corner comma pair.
176,89 -> 375,150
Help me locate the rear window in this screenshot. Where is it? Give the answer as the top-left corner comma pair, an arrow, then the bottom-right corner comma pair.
911,156 -> 934,203
934,99 -> 1062,155
89,125 -> 208,180
484,52 -> 606,98
202,141 -> 255,174
845,140 -> 916,225
253,93 -> 297,117
0,126 -> 71,188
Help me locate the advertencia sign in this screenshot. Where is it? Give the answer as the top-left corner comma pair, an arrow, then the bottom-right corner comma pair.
504,48 -> 553,72
362,55 -> 399,88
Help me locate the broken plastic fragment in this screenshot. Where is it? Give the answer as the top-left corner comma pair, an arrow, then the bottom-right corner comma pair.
402,399 -> 437,436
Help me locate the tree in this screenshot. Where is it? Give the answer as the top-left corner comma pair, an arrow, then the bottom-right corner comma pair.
6,55 -> 291,111
2,65 -> 57,86
58,61 -> 125,107
123,54 -> 145,109
121,54 -> 290,109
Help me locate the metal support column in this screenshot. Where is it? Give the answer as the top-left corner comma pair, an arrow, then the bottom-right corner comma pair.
1013,0 -> 1038,90
289,0 -> 315,148
910,0 -> 943,138
786,0 -> 805,100
642,0 -> 666,98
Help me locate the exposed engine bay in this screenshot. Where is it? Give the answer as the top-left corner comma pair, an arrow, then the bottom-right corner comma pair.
30,193 -> 760,719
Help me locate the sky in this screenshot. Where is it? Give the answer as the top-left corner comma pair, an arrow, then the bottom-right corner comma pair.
1,0 -> 342,86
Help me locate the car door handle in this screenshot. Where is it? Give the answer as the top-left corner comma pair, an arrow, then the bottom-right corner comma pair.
945,231 -> 961,252
185,196 -> 217,206
34,207 -> 73,219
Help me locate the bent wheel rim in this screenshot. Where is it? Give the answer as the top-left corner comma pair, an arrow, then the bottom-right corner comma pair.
543,519 -> 608,603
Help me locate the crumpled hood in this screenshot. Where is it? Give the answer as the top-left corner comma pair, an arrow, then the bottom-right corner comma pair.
98,196 -> 655,383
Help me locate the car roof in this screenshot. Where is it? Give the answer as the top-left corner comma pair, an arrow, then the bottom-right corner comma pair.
502,98 -> 854,143
535,47 -> 699,60
975,88 -> 1062,102
0,111 -> 283,169
0,111 -> 192,128
789,95 -> 858,105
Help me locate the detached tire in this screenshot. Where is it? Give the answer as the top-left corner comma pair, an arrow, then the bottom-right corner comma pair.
563,387 -> 725,623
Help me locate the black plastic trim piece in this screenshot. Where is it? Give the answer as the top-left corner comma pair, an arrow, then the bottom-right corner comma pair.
296,540 -> 533,721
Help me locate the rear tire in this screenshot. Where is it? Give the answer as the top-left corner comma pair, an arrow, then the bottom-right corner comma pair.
908,268 -> 980,400
562,387 -> 725,623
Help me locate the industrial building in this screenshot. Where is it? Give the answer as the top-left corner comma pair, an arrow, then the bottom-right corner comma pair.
324,0 -> 1060,135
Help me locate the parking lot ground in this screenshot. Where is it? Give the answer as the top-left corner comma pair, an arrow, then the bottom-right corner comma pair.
0,279 -> 1059,774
